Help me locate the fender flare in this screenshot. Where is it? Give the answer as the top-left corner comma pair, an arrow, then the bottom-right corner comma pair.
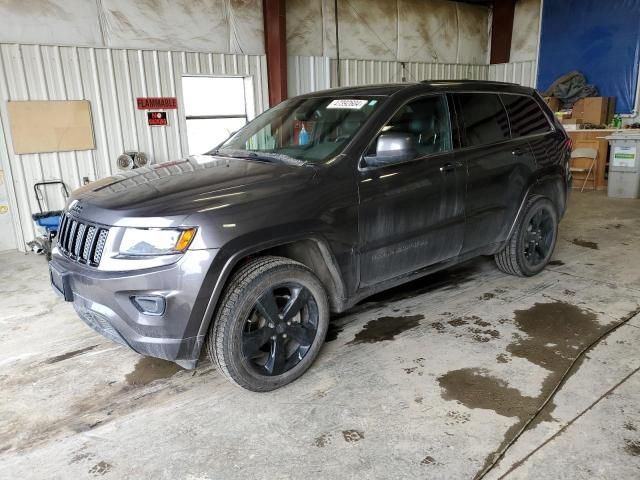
194,233 -> 347,342
506,173 -> 568,241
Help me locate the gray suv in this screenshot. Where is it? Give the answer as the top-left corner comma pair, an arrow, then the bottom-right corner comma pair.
50,81 -> 571,391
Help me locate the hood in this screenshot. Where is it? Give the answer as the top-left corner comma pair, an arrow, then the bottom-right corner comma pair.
71,155 -> 315,219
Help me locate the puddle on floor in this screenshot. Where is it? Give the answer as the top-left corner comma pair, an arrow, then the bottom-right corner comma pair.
438,368 -> 544,420
437,300 -> 616,476
571,238 -> 599,250
508,302 -> 602,373
125,357 -> 183,386
347,315 -> 424,345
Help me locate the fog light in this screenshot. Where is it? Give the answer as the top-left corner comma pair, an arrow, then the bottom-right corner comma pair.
131,295 -> 166,315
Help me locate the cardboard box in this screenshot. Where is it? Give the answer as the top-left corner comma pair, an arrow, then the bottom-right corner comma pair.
572,97 -> 616,126
543,96 -> 561,112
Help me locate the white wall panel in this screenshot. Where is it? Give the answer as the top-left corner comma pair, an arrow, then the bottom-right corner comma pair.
287,0 -> 490,64
488,61 -> 537,88
288,56 -> 331,97
289,56 -> 490,97
0,0 -> 264,55
330,59 -> 489,87
510,0 -> 542,63
0,0 -> 102,47
0,43 -> 268,250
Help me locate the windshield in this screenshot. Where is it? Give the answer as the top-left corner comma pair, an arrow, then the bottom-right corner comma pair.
216,96 -> 383,163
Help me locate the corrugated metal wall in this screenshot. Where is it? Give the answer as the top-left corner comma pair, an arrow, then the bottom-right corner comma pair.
0,43 -> 268,249
288,56 -> 490,97
288,56 -> 332,97
488,61 -> 538,88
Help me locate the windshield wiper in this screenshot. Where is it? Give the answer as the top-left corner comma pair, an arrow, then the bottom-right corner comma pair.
213,149 -> 305,166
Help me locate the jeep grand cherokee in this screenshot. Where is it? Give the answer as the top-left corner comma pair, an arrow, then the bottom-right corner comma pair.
50,81 -> 571,391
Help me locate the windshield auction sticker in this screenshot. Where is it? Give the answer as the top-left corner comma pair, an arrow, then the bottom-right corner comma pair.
327,99 -> 368,109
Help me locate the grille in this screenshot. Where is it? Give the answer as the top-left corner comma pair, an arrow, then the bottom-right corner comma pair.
57,213 -> 110,266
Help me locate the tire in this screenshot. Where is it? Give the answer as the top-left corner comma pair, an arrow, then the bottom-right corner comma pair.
495,195 -> 559,277
207,256 -> 330,391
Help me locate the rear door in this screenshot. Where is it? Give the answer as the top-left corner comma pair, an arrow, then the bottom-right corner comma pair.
452,92 -> 536,254
357,94 -> 465,287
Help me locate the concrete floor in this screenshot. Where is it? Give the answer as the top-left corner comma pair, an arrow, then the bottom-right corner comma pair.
1,191 -> 639,479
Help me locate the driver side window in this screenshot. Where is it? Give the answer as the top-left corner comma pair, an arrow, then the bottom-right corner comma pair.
366,95 -> 452,164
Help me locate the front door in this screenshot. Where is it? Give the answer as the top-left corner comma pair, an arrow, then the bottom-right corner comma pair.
357,95 -> 465,287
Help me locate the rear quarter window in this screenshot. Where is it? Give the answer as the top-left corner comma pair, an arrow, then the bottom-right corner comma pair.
456,93 -> 510,147
501,94 -> 552,137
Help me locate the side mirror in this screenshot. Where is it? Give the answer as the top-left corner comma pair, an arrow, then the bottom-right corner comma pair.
363,132 -> 417,167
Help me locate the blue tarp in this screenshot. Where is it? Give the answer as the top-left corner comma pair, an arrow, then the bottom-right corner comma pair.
537,0 -> 640,114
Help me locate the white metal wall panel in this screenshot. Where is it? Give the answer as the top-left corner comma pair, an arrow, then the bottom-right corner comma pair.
288,56 -> 332,97
401,62 -> 489,82
0,43 -> 268,250
329,58 -> 489,87
289,55 -> 490,95
488,61 -> 538,88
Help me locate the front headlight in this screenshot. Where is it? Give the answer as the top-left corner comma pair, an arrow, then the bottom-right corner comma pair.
119,227 -> 197,256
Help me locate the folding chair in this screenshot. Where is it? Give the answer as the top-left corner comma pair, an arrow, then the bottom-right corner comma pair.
570,147 -> 598,192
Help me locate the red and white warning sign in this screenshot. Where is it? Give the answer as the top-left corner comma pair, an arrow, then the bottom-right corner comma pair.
147,111 -> 168,126
137,97 -> 177,109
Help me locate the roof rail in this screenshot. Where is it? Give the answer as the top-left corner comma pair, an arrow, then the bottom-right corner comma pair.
420,79 -> 520,86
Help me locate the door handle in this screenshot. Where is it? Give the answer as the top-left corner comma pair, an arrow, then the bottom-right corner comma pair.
440,163 -> 456,173
512,148 -> 526,156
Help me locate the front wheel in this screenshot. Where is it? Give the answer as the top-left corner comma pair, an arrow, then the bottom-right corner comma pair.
495,195 -> 559,277
207,256 -> 330,391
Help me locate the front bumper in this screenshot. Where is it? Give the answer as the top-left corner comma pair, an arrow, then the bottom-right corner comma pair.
50,248 -> 218,368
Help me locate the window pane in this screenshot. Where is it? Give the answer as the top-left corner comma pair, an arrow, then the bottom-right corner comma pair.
186,117 -> 247,155
457,93 -> 510,147
182,76 -> 246,116
220,97 -> 381,163
368,95 -> 451,160
501,94 -> 551,137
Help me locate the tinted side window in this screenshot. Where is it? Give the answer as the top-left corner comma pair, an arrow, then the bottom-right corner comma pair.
367,95 -> 452,162
501,94 -> 552,137
456,93 -> 510,147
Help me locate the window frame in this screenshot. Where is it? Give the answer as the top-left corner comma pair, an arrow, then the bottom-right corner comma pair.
181,74 -> 254,155
453,92 -> 511,149
499,92 -> 554,139
451,91 -> 557,153
358,93 -> 454,171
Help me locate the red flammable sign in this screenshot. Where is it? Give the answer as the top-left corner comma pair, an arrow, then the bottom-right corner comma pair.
137,97 -> 177,109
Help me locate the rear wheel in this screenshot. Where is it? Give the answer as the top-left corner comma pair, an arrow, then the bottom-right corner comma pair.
495,195 -> 558,277
207,256 -> 329,391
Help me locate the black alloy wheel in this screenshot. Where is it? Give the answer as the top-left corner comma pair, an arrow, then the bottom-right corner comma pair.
494,195 -> 559,277
521,207 -> 555,270
208,256 -> 329,391
242,283 -> 319,376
